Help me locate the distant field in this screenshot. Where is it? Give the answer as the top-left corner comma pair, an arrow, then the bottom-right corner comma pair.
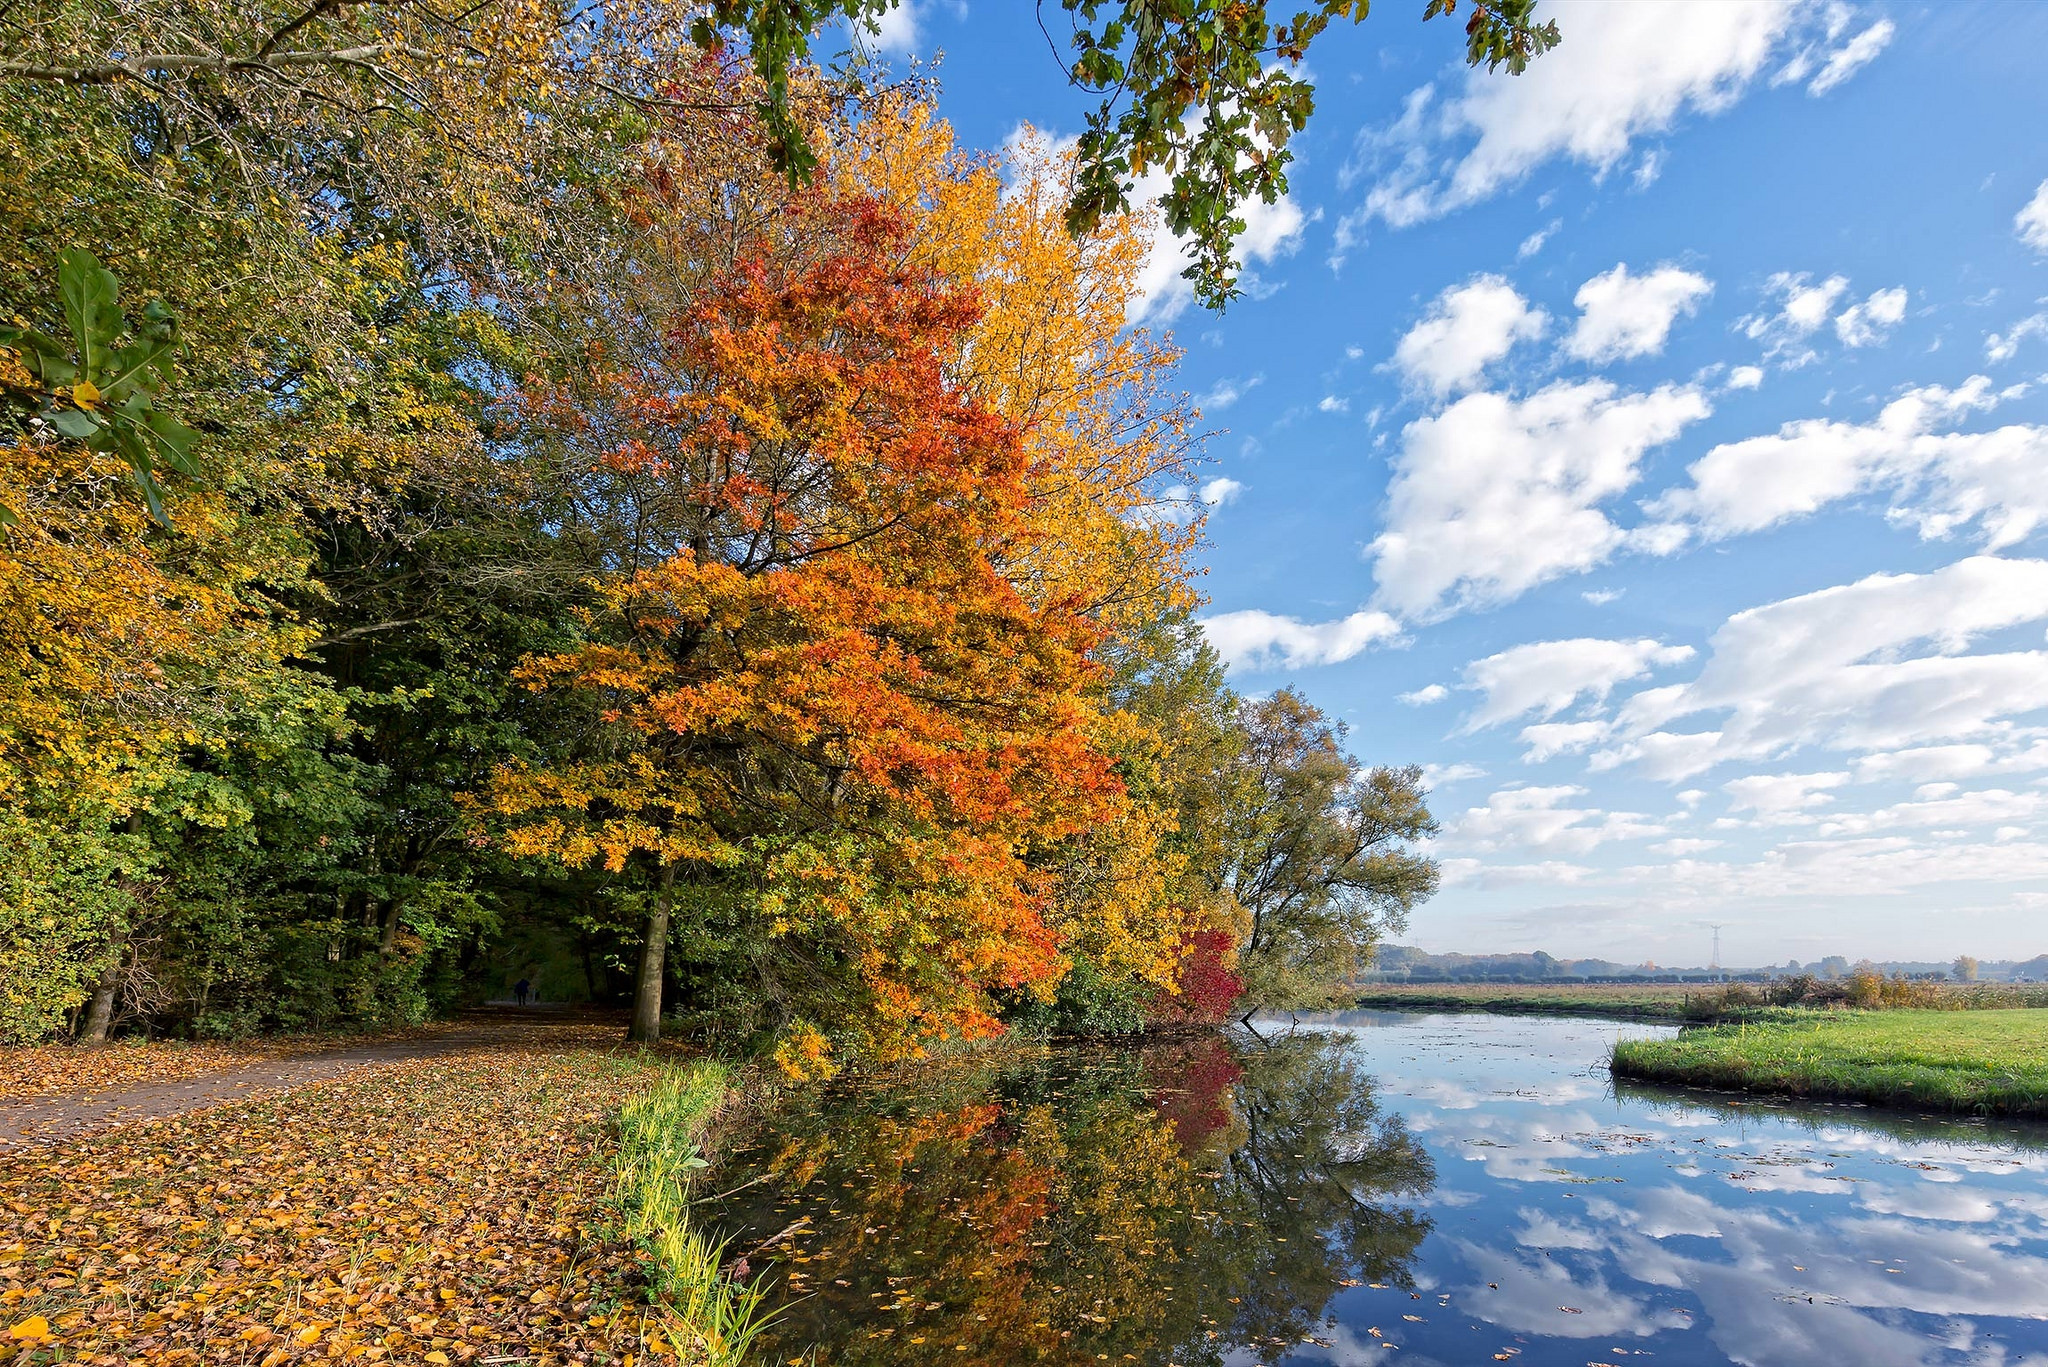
1352,982 -> 1703,1020
1610,1010 -> 2048,1116
1352,979 -> 2048,1022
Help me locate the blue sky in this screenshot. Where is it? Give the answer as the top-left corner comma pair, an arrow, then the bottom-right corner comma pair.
853,1 -> 2048,968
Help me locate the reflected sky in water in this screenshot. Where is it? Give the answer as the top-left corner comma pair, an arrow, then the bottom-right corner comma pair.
703,1011 -> 2048,1366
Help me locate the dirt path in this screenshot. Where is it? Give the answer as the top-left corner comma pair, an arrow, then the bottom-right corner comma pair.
0,1010 -> 606,1150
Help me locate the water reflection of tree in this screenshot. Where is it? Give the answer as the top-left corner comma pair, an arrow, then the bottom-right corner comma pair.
713,1032 -> 1433,1366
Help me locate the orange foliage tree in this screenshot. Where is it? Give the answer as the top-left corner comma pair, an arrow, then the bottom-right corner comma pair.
481,191 -> 1128,1058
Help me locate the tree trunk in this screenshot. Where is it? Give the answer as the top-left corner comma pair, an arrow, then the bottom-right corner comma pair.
80,936 -> 127,1044
627,862 -> 676,1045
83,813 -> 144,1044
378,899 -> 404,954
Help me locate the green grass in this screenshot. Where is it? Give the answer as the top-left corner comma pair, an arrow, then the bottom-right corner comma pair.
610,1057 -> 774,1366
1610,1009 -> 2048,1116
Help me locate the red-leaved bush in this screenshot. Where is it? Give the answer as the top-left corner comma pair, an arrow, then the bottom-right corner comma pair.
1145,929 -> 1245,1028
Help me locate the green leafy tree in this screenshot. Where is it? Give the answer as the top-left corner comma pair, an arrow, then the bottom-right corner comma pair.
4,1 -> 1559,312
1212,689 -> 1438,1015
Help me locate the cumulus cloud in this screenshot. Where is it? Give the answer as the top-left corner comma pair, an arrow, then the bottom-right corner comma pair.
1852,742 -> 2048,785
1739,271 -> 1849,363
857,0 -> 924,53
1450,785 -> 1667,855
1519,720 -> 1615,763
1369,381 -> 1711,620
2016,179 -> 2048,253
1726,365 -> 1765,390
1459,637 -> 1698,731
1565,264 -> 1714,364
1199,476 -> 1245,506
1834,286 -> 1908,346
1199,608 -> 1402,672
1399,683 -> 1450,706
1391,276 -> 1547,396
1814,786 -> 2045,838
1648,375 -> 2048,550
1723,770 -> 1851,822
1594,556 -> 2048,780
1130,188 -> 1306,324
1986,312 -> 2048,364
1345,1 -> 1880,230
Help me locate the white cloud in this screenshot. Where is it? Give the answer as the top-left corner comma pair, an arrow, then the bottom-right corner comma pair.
1318,394 -> 1350,413
1399,683 -> 1450,706
1651,837 -> 1723,856
1460,637 -> 1698,731
1126,155 -> 1306,323
1199,375 -> 1261,411
2014,179 -> 2048,253
1348,0 -> 1809,229
1595,556 -> 2048,779
1565,263 -> 1714,364
1986,312 -> 2048,364
1517,219 -> 1562,260
1726,365 -> 1765,390
1370,380 -> 1711,619
1199,476 -> 1245,507
1519,720 -> 1614,763
1804,18 -> 1895,94
1723,770 -> 1851,822
860,0 -> 923,54
1391,275 -> 1547,396
1815,786 -> 2045,838
1740,271 -> 1849,363
1451,785 -> 1666,855
1199,608 -> 1403,672
1421,761 -> 1489,786
1582,588 -> 1625,605
1651,375 -> 2048,550
1852,742 -> 2048,785
1834,286 -> 1907,347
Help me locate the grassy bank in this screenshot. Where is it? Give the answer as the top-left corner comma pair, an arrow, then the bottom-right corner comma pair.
1,1021 -> 763,1364
1610,1009 -> 2048,1116
1353,982 -> 1720,1021
610,1058 -> 772,1365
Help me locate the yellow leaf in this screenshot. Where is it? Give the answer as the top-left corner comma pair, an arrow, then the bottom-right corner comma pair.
71,379 -> 101,409
7,1315 -> 50,1341
425,1354 -> 452,1365
297,1326 -> 323,1345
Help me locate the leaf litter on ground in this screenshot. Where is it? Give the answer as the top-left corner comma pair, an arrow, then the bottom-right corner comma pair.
0,1020 -> 707,1364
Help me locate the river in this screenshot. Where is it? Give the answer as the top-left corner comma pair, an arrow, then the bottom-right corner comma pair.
698,1010 -> 2048,1365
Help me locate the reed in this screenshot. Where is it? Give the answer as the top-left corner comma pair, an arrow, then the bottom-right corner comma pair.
611,1059 -> 774,1366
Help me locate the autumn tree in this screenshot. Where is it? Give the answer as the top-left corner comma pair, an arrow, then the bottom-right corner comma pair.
482,191 -> 1127,1058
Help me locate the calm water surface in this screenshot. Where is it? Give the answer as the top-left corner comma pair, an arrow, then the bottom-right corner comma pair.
702,1011 -> 2048,1366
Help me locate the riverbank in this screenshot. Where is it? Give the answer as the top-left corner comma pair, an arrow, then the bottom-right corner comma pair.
1352,982 -> 1737,1022
1610,1009 -> 2048,1116
1354,978 -> 2048,1024
1,1018 -> 760,1363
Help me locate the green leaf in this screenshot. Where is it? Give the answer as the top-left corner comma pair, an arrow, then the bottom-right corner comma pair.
46,406 -> 99,440
56,248 -> 125,383
142,409 -> 202,476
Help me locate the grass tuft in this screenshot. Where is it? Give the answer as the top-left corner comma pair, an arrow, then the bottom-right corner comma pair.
611,1057 -> 774,1366
1610,1009 -> 2048,1116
